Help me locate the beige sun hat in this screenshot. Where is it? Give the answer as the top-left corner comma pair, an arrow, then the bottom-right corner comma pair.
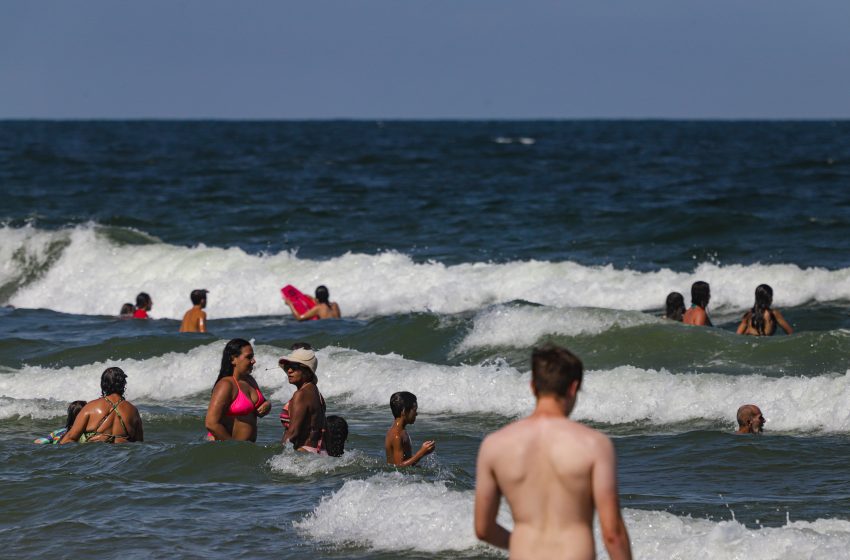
278,347 -> 317,374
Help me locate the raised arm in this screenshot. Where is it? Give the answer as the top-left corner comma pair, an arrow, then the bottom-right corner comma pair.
773,309 -> 794,335
592,435 -> 632,560
474,435 -> 510,549
205,379 -> 234,440
286,300 -> 321,321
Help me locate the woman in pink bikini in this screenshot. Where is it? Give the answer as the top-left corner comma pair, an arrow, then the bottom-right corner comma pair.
205,338 -> 271,441
279,346 -> 327,454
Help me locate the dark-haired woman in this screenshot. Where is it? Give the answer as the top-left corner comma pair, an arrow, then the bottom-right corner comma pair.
279,347 -> 327,453
664,292 -> 686,322
736,284 -> 794,336
287,285 -> 341,320
60,367 -> 144,443
205,338 -> 271,441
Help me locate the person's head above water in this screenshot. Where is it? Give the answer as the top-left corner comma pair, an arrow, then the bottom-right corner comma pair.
690,281 -> 711,308
65,400 -> 86,430
325,415 -> 349,457
136,292 -> 152,311
119,303 -> 135,316
315,285 -> 330,304
216,338 -> 253,386
531,344 -> 583,399
190,289 -> 208,307
736,404 -> 765,434
749,284 -> 775,335
290,341 -> 313,351
390,391 -> 418,420
101,367 -> 128,397
665,292 -> 686,321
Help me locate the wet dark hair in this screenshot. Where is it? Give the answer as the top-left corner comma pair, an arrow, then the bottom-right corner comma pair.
315,285 -> 330,305
136,292 -> 152,309
531,345 -> 583,396
749,284 -> 774,336
390,391 -> 417,418
690,281 -> 711,308
101,367 -> 128,397
190,289 -> 208,305
665,292 -> 685,321
65,400 -> 87,430
325,415 -> 349,457
290,341 -> 313,350
216,338 -> 251,388
119,303 -> 135,316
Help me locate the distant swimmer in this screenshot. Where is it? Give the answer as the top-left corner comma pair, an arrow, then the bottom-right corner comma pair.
385,391 -> 436,467
119,303 -> 135,318
736,284 -> 793,336
286,285 -> 341,321
133,292 -> 153,319
474,345 -> 632,560
736,404 -> 765,434
205,338 -> 271,442
179,289 -> 208,333
325,415 -> 349,457
664,291 -> 686,321
682,281 -> 713,327
34,400 -> 86,444
60,367 -> 144,443
279,347 -> 328,453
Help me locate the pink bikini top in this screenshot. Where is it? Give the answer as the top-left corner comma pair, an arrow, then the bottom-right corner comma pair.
227,380 -> 265,416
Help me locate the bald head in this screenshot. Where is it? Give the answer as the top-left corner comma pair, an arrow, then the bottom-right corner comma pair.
736,404 -> 765,434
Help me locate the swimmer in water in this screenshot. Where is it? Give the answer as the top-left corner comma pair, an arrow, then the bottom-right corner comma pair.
179,289 -> 208,333
736,284 -> 793,336
286,285 -> 341,320
280,347 -> 328,453
736,404 -> 765,434
34,400 -> 86,444
119,303 -> 135,318
325,415 -> 349,457
132,292 -> 153,319
664,292 -> 686,321
683,281 -> 712,327
60,367 -> 144,444
385,391 -> 435,467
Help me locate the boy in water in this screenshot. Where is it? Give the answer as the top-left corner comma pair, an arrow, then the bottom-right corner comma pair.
474,345 -> 631,560
132,292 -> 153,319
179,289 -> 208,333
683,281 -> 712,327
385,391 -> 436,467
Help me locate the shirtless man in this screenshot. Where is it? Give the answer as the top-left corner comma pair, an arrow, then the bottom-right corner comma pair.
682,281 -> 712,327
474,345 -> 631,560
385,391 -> 436,467
736,404 -> 765,434
179,289 -> 208,333
60,367 -> 144,444
286,285 -> 341,321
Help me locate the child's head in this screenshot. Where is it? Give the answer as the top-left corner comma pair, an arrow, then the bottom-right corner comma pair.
119,303 -> 135,316
390,391 -> 418,422
190,289 -> 208,307
66,400 -> 86,430
325,415 -> 349,457
136,292 -> 152,311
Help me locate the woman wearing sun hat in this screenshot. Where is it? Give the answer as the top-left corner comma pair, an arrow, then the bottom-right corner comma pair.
279,346 -> 328,454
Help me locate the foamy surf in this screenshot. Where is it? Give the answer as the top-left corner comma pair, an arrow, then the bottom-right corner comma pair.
268,448 -> 374,477
297,474 -> 850,557
4,224 -> 850,319
5,343 -> 850,432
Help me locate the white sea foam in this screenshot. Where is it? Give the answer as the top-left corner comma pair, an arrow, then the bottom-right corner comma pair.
297,474 -> 850,558
457,304 -> 659,350
267,448 -> 373,476
4,345 -> 850,431
4,224 -> 849,319
0,397 -> 68,421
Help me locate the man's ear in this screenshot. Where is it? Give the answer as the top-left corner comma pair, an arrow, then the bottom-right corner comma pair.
567,379 -> 580,399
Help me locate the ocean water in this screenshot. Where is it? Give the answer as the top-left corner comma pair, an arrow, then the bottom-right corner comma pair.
1,120 -> 850,559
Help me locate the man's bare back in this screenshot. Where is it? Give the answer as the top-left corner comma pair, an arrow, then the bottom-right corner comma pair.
180,306 -> 206,333
474,345 -> 630,560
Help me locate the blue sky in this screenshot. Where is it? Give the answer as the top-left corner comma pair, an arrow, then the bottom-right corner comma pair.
1,1 -> 848,119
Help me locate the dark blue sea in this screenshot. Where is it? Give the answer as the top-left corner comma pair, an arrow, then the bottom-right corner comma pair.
2,121 -> 850,558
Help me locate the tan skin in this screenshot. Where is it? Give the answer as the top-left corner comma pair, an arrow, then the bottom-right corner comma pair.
286,297 -> 341,321
281,362 -> 327,450
205,344 -> 271,442
736,308 -> 793,336
736,405 -> 766,434
474,382 -> 632,560
179,299 -> 207,333
60,393 -> 143,444
385,403 -> 436,467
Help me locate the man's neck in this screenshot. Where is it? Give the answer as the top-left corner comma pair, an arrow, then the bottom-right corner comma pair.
531,395 -> 570,418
